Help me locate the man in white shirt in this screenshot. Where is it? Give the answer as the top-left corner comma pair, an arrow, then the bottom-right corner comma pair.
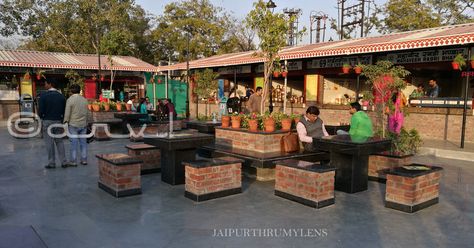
296,106 -> 329,152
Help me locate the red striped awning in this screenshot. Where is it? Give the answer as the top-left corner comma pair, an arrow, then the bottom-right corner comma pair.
0,50 -> 157,72
159,22 -> 474,71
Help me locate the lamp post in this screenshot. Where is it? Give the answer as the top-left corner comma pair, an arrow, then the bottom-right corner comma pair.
186,32 -> 191,119
267,0 -> 277,113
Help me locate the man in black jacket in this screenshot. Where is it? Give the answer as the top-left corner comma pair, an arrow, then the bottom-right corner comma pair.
38,79 -> 67,169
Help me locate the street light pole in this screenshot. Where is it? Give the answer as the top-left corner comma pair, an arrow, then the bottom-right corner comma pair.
186,33 -> 190,119
267,0 -> 276,113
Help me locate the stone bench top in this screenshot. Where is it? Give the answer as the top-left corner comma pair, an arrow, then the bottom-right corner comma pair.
215,127 -> 295,135
201,144 -> 329,161
125,144 -> 158,150
182,156 -> 244,168
383,164 -> 443,178
91,119 -> 122,124
96,153 -> 143,166
274,159 -> 336,173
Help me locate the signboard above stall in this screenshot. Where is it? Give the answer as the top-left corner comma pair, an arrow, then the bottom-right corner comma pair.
217,65 -> 251,75
307,55 -> 372,69
384,48 -> 471,64
255,61 -> 303,73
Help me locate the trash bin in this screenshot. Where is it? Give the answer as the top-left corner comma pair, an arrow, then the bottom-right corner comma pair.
19,94 -> 34,115
226,97 -> 241,115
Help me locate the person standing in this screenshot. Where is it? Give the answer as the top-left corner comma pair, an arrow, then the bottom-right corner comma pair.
38,79 -> 67,169
296,106 -> 329,152
247,87 -> 263,113
64,84 -> 89,167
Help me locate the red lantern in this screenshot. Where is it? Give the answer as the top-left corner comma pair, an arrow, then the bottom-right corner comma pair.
36,74 -> 41,80
100,75 -> 105,81
158,79 -> 162,83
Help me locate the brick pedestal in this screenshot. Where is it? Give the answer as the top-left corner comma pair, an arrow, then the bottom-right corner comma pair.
126,144 -> 161,174
215,128 -> 287,153
384,164 -> 443,213
183,157 -> 243,202
368,154 -> 412,182
274,159 -> 336,208
96,153 -> 142,197
94,124 -> 111,141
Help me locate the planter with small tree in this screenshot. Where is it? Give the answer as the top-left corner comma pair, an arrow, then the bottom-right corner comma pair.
452,53 -> 466,70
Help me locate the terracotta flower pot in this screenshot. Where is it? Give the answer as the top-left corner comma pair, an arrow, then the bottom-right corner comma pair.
116,103 -> 122,111
342,67 -> 350,74
92,104 -> 100,112
231,116 -> 241,129
248,119 -> 258,132
281,118 -> 292,131
221,116 -> 230,128
471,60 -> 474,69
281,71 -> 288,77
87,104 -> 92,111
264,118 -> 275,133
354,66 -> 362,74
273,71 -> 280,78
36,74 -> 42,80
452,62 -> 460,70
103,104 -> 110,112
125,103 -> 132,111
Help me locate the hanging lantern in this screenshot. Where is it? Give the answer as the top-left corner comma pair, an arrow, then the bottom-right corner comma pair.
100,75 -> 105,81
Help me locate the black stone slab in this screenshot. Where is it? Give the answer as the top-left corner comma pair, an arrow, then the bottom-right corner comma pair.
199,144 -> 330,169
183,156 -> 244,168
114,112 -> 148,134
185,121 -> 221,133
98,182 -> 141,198
185,187 -> 242,202
141,168 -> 161,175
275,190 -> 335,209
325,124 -> 350,135
273,159 -> 336,173
145,132 -> 215,185
383,164 -> 443,178
96,153 -> 143,166
385,197 -> 439,213
314,135 -> 392,194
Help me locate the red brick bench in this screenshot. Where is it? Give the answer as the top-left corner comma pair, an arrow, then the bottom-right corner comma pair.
183,156 -> 243,202
274,159 -> 336,209
384,164 -> 443,213
125,144 -> 161,174
96,153 -> 143,198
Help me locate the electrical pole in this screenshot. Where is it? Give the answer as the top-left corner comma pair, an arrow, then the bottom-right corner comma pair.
340,0 -> 366,40
283,8 -> 302,46
310,11 -> 328,44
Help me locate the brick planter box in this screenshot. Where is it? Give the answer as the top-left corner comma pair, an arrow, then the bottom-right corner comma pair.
126,144 -> 161,174
94,123 -> 111,141
384,164 -> 443,213
96,153 -> 143,198
215,127 -> 288,153
274,159 -> 336,208
368,154 -> 413,182
183,156 -> 243,202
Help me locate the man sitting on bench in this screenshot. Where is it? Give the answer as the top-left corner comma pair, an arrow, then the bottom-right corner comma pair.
296,106 -> 329,152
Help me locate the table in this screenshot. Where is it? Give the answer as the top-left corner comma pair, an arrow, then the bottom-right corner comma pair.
144,131 -> 214,185
114,112 -> 148,134
324,124 -> 350,135
185,121 -> 221,134
314,135 -> 391,193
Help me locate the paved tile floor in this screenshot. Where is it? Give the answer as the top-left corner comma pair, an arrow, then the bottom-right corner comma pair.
0,129 -> 473,248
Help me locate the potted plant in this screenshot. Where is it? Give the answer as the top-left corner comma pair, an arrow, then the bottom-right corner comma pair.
101,101 -> 110,111
108,101 -> 117,111
452,54 -> 466,70
35,69 -> 45,80
91,101 -> 101,112
470,54 -> 474,69
247,113 -> 260,132
273,67 -> 280,78
262,112 -> 275,133
290,113 -> 301,129
221,114 -> 231,128
281,68 -> 288,78
87,103 -> 92,111
231,112 -> 242,129
272,112 -> 291,131
125,102 -> 132,111
342,63 -> 351,74
115,101 -> 123,111
354,63 -> 363,74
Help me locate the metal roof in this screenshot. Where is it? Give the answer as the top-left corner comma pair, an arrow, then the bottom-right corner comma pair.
159,22 -> 474,71
0,50 -> 157,72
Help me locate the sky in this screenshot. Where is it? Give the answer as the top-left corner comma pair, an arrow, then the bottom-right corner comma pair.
136,0 -> 386,45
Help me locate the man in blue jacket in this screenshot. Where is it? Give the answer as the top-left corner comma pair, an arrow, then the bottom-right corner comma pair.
38,79 -> 67,169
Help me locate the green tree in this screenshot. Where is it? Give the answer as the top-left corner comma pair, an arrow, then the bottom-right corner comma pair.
193,68 -> 219,117
381,0 -> 473,33
150,0 -> 247,64
0,0 -> 152,62
246,0 -> 303,113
